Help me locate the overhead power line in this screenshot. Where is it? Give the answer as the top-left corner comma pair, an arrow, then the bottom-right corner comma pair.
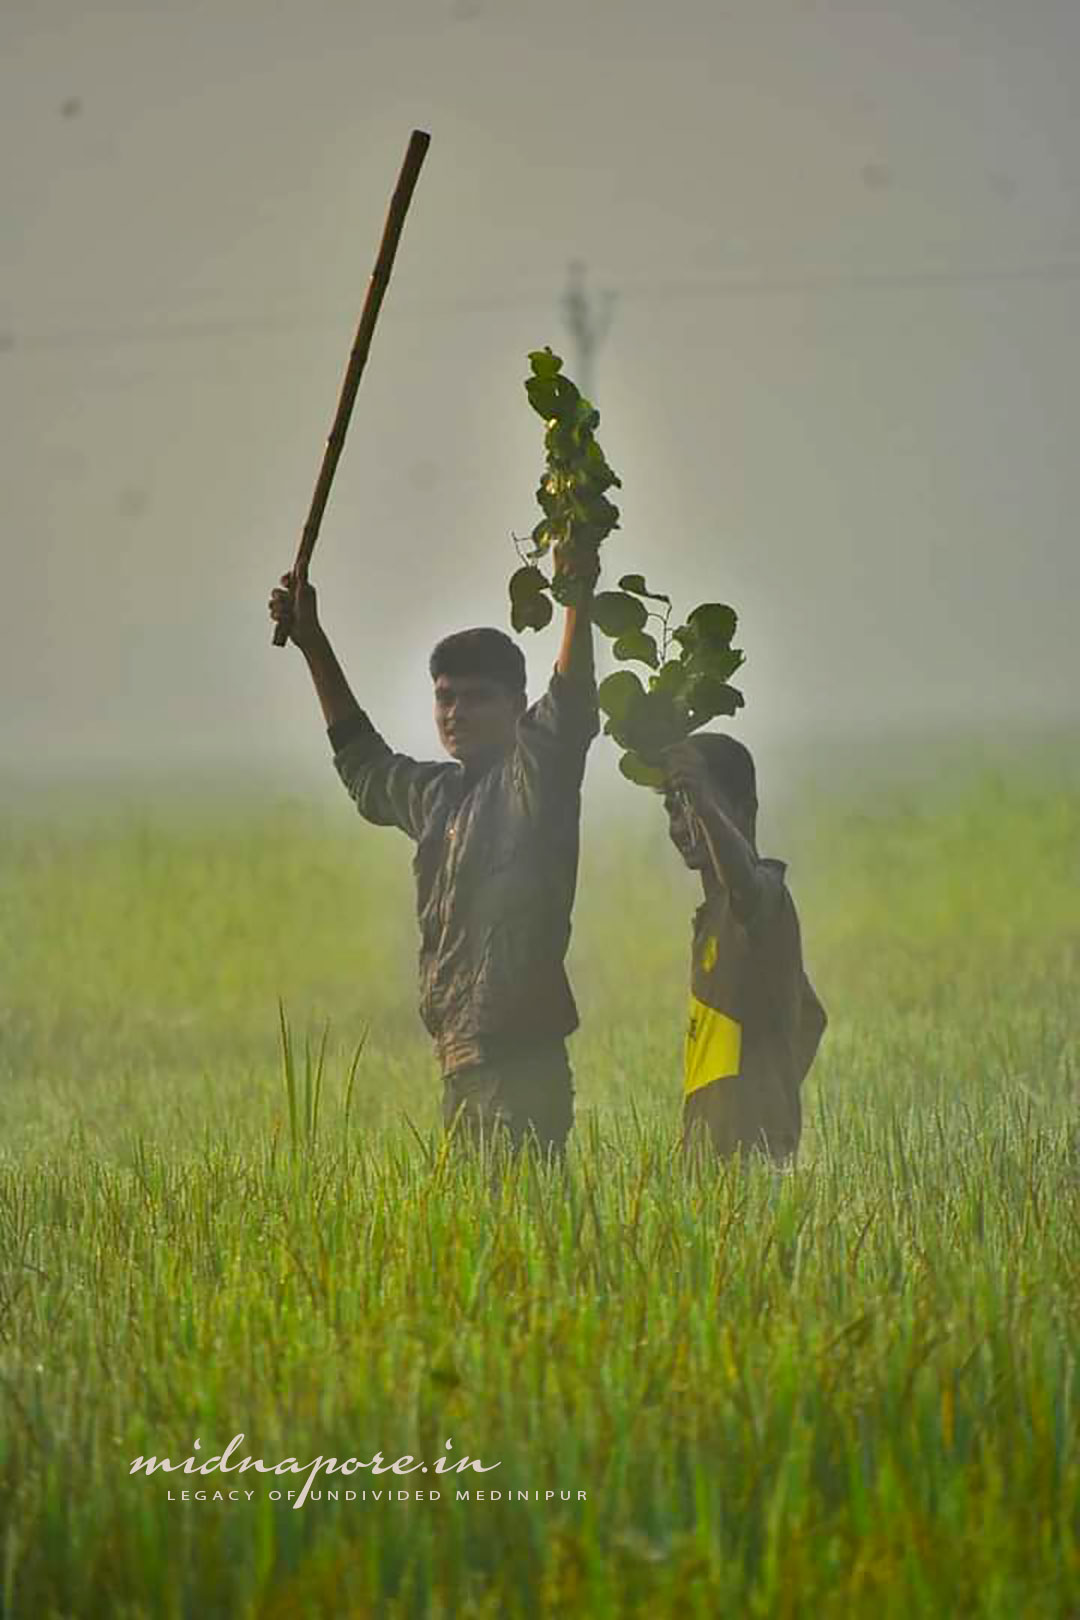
4,257 -> 1080,355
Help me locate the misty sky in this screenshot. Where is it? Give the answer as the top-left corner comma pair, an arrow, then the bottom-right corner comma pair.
3,0 -> 1078,780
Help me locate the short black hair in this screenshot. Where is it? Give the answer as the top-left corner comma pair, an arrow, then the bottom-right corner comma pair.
429,627 -> 527,695
691,733 -> 758,816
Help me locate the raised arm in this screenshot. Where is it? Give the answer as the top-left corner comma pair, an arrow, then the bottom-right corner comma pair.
512,557 -> 601,808
269,572 -> 363,732
269,571 -> 445,838
554,552 -> 597,690
662,741 -> 763,918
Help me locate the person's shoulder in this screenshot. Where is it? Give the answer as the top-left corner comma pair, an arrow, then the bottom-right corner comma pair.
749,856 -> 796,930
517,665 -> 599,738
759,856 -> 792,895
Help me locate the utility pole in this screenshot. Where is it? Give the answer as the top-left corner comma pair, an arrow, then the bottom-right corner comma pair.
561,260 -> 616,401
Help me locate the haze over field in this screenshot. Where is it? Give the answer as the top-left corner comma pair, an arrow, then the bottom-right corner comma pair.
3,0 -> 1078,778
2,764 -> 1078,1613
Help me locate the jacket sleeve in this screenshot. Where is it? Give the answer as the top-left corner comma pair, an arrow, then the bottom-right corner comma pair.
513,665 -> 600,810
330,708 -> 447,842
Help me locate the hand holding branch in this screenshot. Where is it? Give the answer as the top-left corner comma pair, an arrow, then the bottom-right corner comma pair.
661,740 -> 712,807
553,545 -> 598,685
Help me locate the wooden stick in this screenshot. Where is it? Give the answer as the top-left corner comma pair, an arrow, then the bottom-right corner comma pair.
273,128 -> 432,646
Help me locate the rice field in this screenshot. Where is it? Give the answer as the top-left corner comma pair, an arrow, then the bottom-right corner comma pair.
0,739 -> 1077,1617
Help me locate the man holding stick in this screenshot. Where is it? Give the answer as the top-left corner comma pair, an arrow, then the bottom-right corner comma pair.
269,558 -> 598,1158
265,130 -> 599,1155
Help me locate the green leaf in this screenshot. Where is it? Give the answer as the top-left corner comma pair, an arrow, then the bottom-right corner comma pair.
618,751 -> 666,789
612,629 -> 660,669
597,670 -> 647,729
536,479 -> 562,521
684,644 -> 745,683
591,592 -> 648,637
602,687 -> 690,757
569,517 -> 617,553
584,440 -> 621,491
618,574 -> 671,605
650,660 -> 687,698
511,564 -> 548,594
528,373 -> 581,424
544,420 -> 576,460
512,593 -> 553,633
686,676 -> 745,721
584,495 -> 620,534
687,603 -> 738,645
528,347 -> 563,379
624,690 -> 690,757
509,565 -> 553,633
524,375 -> 563,420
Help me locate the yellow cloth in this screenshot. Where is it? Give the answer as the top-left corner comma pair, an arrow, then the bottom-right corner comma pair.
684,992 -> 742,1099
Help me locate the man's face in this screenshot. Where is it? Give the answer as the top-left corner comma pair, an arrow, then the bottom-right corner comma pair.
434,674 -> 523,763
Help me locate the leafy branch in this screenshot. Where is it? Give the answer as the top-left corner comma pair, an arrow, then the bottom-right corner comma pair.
510,347 -> 746,787
510,347 -> 622,628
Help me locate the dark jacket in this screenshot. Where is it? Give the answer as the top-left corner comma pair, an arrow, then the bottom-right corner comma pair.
683,858 -> 827,1160
330,669 -> 598,1075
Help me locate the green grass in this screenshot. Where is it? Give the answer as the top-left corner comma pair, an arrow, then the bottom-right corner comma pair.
0,744 -> 1077,1617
